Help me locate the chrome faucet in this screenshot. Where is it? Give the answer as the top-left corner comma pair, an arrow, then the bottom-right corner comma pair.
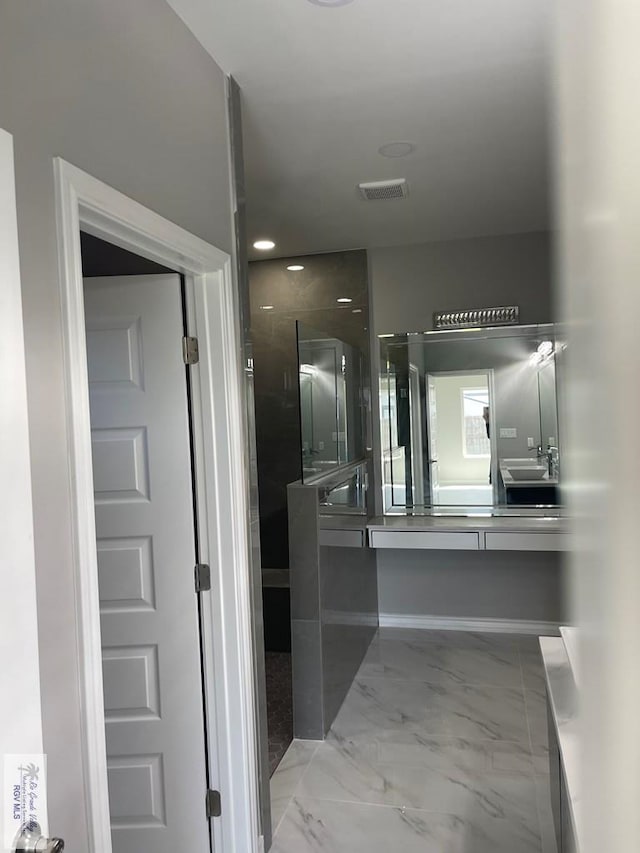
529,444 -> 559,476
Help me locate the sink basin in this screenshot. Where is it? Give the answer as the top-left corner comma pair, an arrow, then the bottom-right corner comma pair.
502,457 -> 538,467
507,465 -> 547,480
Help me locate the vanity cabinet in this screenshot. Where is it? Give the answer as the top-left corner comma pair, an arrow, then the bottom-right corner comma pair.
484,531 -> 569,551
368,518 -> 568,551
368,530 -> 480,550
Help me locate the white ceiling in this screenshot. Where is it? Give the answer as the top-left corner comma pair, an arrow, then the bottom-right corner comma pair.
166,0 -> 553,259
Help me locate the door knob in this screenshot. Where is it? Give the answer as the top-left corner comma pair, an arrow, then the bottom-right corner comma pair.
13,821 -> 64,853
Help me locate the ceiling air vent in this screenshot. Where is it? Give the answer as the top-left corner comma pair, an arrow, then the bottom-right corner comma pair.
358,179 -> 408,201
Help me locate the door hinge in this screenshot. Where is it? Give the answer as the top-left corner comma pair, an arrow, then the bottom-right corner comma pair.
182,336 -> 199,365
206,788 -> 222,818
194,563 -> 211,593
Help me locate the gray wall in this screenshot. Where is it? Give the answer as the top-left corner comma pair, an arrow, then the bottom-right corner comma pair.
370,232 -> 565,626
370,231 -> 553,334
377,550 -> 564,624
0,3 -> 233,848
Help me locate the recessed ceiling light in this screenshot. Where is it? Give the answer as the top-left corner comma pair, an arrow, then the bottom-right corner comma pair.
260,305 -> 274,310
253,239 -> 276,250
337,297 -> 352,303
352,309 -> 362,314
378,142 -> 416,158
307,0 -> 354,6
287,264 -> 305,271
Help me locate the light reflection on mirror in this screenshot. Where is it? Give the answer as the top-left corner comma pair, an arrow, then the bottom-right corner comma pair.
297,321 -> 365,483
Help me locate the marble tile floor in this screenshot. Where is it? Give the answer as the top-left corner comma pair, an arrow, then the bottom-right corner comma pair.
270,628 -> 557,853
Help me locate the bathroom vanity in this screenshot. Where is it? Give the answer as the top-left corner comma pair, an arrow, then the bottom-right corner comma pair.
368,513 -> 568,551
500,457 -> 559,504
371,319 -> 567,631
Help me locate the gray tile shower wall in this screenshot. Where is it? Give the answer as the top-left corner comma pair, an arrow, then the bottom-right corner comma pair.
288,482 -> 379,740
320,541 -> 379,731
250,250 -> 370,570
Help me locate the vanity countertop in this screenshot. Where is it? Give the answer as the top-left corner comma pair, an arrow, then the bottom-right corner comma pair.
540,636 -> 582,851
368,514 -> 567,534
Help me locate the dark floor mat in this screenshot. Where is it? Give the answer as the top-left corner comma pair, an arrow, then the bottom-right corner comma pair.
265,651 -> 293,775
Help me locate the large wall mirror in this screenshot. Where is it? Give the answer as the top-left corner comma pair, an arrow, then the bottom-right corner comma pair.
297,322 -> 366,482
379,323 -> 565,514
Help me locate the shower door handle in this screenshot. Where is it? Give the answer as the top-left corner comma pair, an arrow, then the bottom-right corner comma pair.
13,821 -> 64,853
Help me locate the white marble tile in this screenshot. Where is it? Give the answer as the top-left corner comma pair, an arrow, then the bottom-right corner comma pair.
532,748 -> 551,776
515,634 -> 549,653
270,740 -> 321,834
297,732 -> 540,831
360,635 -> 522,686
366,728 -> 535,770
271,796 -> 542,853
375,730 -> 534,777
535,774 -> 559,853
524,687 -> 550,755
376,627 -> 523,651
521,649 -> 547,691
273,631 -> 552,853
332,677 -> 531,743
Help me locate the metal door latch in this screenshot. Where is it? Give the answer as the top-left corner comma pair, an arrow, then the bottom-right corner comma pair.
13,821 -> 64,853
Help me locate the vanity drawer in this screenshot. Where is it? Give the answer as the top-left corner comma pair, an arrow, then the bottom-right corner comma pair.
319,528 -> 365,548
369,530 -> 480,550
484,532 -> 569,551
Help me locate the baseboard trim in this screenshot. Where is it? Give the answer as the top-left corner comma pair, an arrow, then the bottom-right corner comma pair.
322,609 -> 379,627
378,613 -> 561,635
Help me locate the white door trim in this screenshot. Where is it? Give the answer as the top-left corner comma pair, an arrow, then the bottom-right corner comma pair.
0,128 -> 46,844
53,159 -> 260,853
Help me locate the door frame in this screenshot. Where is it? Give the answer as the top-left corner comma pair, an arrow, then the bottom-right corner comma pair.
54,160 -> 260,853
0,128 -> 47,843
425,368 -> 498,505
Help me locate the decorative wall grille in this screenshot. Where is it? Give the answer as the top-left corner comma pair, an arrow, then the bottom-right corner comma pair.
433,306 -> 519,330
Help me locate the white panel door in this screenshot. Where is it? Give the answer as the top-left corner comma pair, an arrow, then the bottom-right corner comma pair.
84,275 -> 210,853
